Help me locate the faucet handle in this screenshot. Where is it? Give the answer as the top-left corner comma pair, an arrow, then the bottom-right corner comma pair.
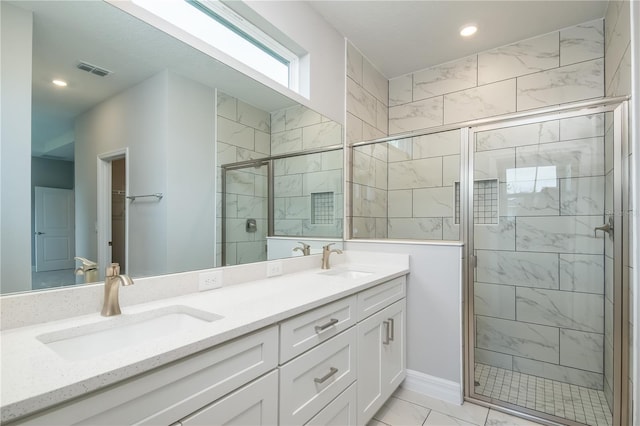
106,262 -> 120,277
323,243 -> 335,250
297,242 -> 311,249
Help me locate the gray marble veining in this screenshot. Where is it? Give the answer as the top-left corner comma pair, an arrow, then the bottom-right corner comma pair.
478,32 -> 559,85
560,329 -> 604,373
560,19 -> 604,66
444,79 -> 516,124
559,254 -> 604,294
389,97 -> 444,135
389,74 -> 413,107
476,250 -> 559,289
388,218 -> 443,239
237,99 -> 270,132
302,121 -> 342,150
474,217 -> 516,251
475,282 -> 516,320
500,182 -> 560,217
475,315 -> 559,364
475,120 -> 559,152
347,77 -> 378,128
559,176 -> 605,215
474,347 -> 513,370
388,190 -> 412,218
284,104 -> 322,130
559,113 -> 605,140
388,157 -> 442,190
516,287 -> 604,333
512,356 -> 604,389
412,130 -> 461,159
516,59 -> 604,111
413,55 -> 477,100
516,216 -> 605,254
271,129 -> 303,155
413,187 -> 454,217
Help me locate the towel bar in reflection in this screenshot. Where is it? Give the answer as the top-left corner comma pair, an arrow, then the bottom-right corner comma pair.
126,193 -> 163,202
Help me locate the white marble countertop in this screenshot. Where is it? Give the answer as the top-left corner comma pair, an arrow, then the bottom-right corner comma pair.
0,256 -> 409,423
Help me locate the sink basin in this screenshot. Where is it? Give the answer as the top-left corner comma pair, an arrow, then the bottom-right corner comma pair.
320,268 -> 374,280
37,305 -> 222,361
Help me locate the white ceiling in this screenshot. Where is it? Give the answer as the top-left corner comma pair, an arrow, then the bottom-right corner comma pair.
307,0 -> 610,79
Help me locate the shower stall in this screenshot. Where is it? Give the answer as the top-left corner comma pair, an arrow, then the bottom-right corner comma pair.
349,98 -> 629,426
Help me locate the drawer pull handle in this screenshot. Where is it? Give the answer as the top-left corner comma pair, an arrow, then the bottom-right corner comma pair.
383,321 -> 390,345
315,318 -> 339,333
314,367 -> 338,384
388,318 -> 395,341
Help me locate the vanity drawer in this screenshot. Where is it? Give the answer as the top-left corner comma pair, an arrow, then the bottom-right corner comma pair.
178,370 -> 278,426
306,382 -> 357,426
279,327 -> 357,425
13,326 -> 278,426
357,276 -> 406,321
280,295 -> 356,363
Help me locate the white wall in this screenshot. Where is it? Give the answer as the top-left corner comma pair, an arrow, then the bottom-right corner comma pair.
166,72 -> 216,273
345,241 -> 463,396
75,72 -> 169,277
0,3 -> 33,293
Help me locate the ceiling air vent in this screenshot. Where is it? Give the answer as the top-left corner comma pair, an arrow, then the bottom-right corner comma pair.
76,61 -> 112,77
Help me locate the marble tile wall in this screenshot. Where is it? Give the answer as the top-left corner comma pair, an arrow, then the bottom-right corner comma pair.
216,92 -> 271,267
348,41 -> 390,238
388,19 -> 604,134
473,113 -> 609,391
603,0 -> 633,419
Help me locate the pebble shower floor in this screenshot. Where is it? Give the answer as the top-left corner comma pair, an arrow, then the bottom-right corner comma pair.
474,363 -> 612,425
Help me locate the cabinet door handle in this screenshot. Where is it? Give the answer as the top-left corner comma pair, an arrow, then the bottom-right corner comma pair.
314,318 -> 339,333
382,321 -> 390,345
388,318 -> 395,341
314,367 -> 338,383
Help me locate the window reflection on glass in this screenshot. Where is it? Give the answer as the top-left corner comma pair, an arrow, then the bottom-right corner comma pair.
505,166 -> 557,194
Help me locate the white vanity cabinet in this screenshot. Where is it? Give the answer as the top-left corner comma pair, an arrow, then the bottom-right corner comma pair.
356,278 -> 406,425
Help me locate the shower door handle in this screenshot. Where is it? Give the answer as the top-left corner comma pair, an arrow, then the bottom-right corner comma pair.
594,216 -> 614,237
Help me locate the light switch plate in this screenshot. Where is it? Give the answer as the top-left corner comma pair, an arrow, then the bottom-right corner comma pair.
199,270 -> 223,291
266,260 -> 283,277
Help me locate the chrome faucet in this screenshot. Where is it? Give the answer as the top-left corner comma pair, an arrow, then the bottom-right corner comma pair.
101,263 -> 134,316
321,243 -> 342,270
293,242 -> 311,256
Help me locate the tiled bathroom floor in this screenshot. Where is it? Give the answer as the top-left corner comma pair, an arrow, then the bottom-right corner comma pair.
474,363 -> 612,426
369,387 -> 545,426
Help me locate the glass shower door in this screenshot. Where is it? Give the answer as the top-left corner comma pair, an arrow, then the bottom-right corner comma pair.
468,105 -> 626,426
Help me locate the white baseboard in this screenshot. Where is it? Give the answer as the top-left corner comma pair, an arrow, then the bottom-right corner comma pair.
401,369 -> 463,405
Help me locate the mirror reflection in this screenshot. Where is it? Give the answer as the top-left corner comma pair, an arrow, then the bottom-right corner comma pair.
5,0 -> 343,295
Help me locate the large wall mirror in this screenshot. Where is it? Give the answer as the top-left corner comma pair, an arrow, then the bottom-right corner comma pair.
2,0 -> 343,295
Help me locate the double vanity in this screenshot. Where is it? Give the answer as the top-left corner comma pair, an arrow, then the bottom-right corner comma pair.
0,251 -> 409,425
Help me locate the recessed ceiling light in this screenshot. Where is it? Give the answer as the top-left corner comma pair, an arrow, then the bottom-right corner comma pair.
52,79 -> 68,87
460,24 -> 478,37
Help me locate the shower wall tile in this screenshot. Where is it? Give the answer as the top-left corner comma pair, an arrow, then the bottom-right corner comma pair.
604,115 -> 614,174
388,139 -> 413,162
388,218 -> 443,239
236,241 -> 267,264
560,329 -> 604,373
512,356 -> 604,389
475,316 -> 559,364
604,0 -> 630,93
347,77 -> 378,127
351,217 -> 376,239
346,42 -> 363,85
474,348 -> 513,370
274,154 -> 321,176
363,122 -> 386,141
217,117 -> 255,150
476,250 -> 559,289
516,59 -> 604,111
389,74 -> 413,106
474,217 -> 516,251
217,91 -> 236,120
478,32 -> 559,85
516,287 -> 604,333
559,254 -> 605,294
274,175 -> 302,197
475,282 -> 516,320
559,176 -> 605,215
226,170 -> 256,196
442,155 -> 461,186
475,120 -> 559,152
444,79 -> 516,124
389,97 -> 444,135
515,215 -> 605,254
302,121 -> 342,150
499,182 -> 560,217
388,157 -> 442,190
560,113 -> 605,141
274,219 -> 303,236
413,56 -> 477,100
347,113 -> 363,144
279,197 -> 309,220
355,186 -> 387,217
388,190 -> 412,218
363,59 -> 389,105
304,169 -> 343,194
560,19 -> 604,66
474,147 -> 515,181
284,105 -> 322,130
271,129 -> 303,155
271,109 -> 286,133
217,142 -> 237,165
412,130 -> 461,159
237,100 -> 270,132
442,218 -> 460,240
237,195 -> 267,219
376,99 -> 389,134
607,44 -> 631,97
515,138 -> 605,179
413,186 -> 454,217
605,255 -> 614,303
255,131 -> 270,155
